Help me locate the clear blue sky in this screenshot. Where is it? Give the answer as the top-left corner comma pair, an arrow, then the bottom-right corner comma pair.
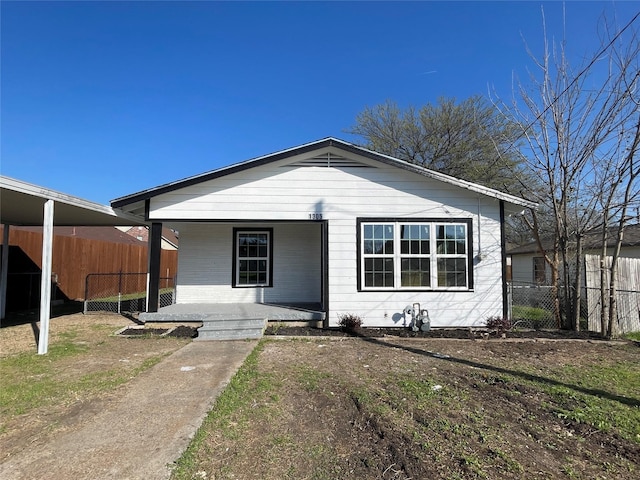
2,1 -> 638,204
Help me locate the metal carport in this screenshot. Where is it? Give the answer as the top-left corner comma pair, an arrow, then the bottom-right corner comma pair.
0,176 -> 145,353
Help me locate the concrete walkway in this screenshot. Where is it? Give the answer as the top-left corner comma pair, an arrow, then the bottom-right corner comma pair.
0,340 -> 258,480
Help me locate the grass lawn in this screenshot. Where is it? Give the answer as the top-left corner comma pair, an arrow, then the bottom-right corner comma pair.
172,337 -> 640,480
0,313 -> 190,446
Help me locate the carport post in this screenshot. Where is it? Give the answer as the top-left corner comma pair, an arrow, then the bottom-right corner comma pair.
0,223 -> 9,323
38,199 -> 54,355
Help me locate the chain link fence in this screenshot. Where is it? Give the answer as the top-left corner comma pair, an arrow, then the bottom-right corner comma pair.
84,272 -> 175,314
507,282 -> 559,330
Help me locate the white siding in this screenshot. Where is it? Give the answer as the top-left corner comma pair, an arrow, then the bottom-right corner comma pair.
176,223 -> 321,305
149,150 -> 489,222
510,254 -> 537,283
157,147 -> 507,327
326,207 -> 504,328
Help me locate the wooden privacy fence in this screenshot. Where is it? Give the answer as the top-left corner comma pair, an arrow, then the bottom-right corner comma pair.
1,227 -> 177,303
586,254 -> 640,334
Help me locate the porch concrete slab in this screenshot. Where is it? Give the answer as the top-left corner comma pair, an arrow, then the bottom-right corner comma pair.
0,339 -> 258,480
140,303 -> 325,323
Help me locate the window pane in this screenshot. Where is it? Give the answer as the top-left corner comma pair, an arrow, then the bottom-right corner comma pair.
384,239 -> 394,254
437,258 -> 467,287
401,257 -> 430,287
435,224 -> 466,255
374,258 -> 383,271
400,224 -> 429,254
385,225 -> 394,238
236,231 -> 270,286
364,224 -> 394,256
364,257 -> 394,288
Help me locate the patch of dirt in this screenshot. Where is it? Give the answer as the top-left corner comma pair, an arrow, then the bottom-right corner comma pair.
196,336 -> 640,479
3,310 -> 639,480
118,326 -> 198,337
264,324 -> 607,340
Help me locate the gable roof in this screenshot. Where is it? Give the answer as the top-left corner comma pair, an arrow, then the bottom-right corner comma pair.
508,223 -> 640,255
111,137 -> 537,210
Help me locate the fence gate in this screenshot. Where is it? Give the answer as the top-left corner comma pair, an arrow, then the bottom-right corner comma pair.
585,255 -> 640,335
84,272 -> 175,314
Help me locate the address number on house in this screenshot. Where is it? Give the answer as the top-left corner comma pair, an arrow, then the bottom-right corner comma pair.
309,213 -> 323,220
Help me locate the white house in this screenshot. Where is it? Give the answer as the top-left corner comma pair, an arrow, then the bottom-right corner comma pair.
112,138 -> 535,331
508,224 -> 640,285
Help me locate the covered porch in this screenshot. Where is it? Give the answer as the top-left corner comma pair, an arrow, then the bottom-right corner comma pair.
139,302 -> 326,340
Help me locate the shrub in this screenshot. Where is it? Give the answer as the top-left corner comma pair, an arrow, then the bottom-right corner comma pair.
338,313 -> 363,333
485,316 -> 512,334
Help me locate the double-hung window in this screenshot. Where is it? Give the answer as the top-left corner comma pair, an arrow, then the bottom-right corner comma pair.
362,224 -> 395,288
435,224 -> 468,287
359,219 -> 472,291
233,229 -> 273,287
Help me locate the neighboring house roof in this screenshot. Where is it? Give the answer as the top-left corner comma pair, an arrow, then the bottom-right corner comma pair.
508,223 -> 640,255
118,226 -> 179,249
111,137 -> 537,212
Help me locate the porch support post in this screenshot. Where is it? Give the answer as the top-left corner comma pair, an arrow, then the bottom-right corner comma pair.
147,222 -> 162,313
38,199 -> 54,355
321,220 -> 329,328
499,201 -> 509,320
0,224 -> 10,323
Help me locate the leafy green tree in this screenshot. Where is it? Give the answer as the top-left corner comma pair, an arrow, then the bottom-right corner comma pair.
347,96 -> 529,193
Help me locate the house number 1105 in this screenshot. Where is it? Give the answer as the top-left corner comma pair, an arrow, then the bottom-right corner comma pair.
309,213 -> 323,220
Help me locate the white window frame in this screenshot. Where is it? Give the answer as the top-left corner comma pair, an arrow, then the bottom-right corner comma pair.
358,219 -> 472,291
233,229 -> 273,288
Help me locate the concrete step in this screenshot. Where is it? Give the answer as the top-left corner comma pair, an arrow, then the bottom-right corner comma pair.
196,328 -> 264,341
195,317 -> 266,341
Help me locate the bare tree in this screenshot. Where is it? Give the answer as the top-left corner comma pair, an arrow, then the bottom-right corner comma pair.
496,8 -> 640,334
